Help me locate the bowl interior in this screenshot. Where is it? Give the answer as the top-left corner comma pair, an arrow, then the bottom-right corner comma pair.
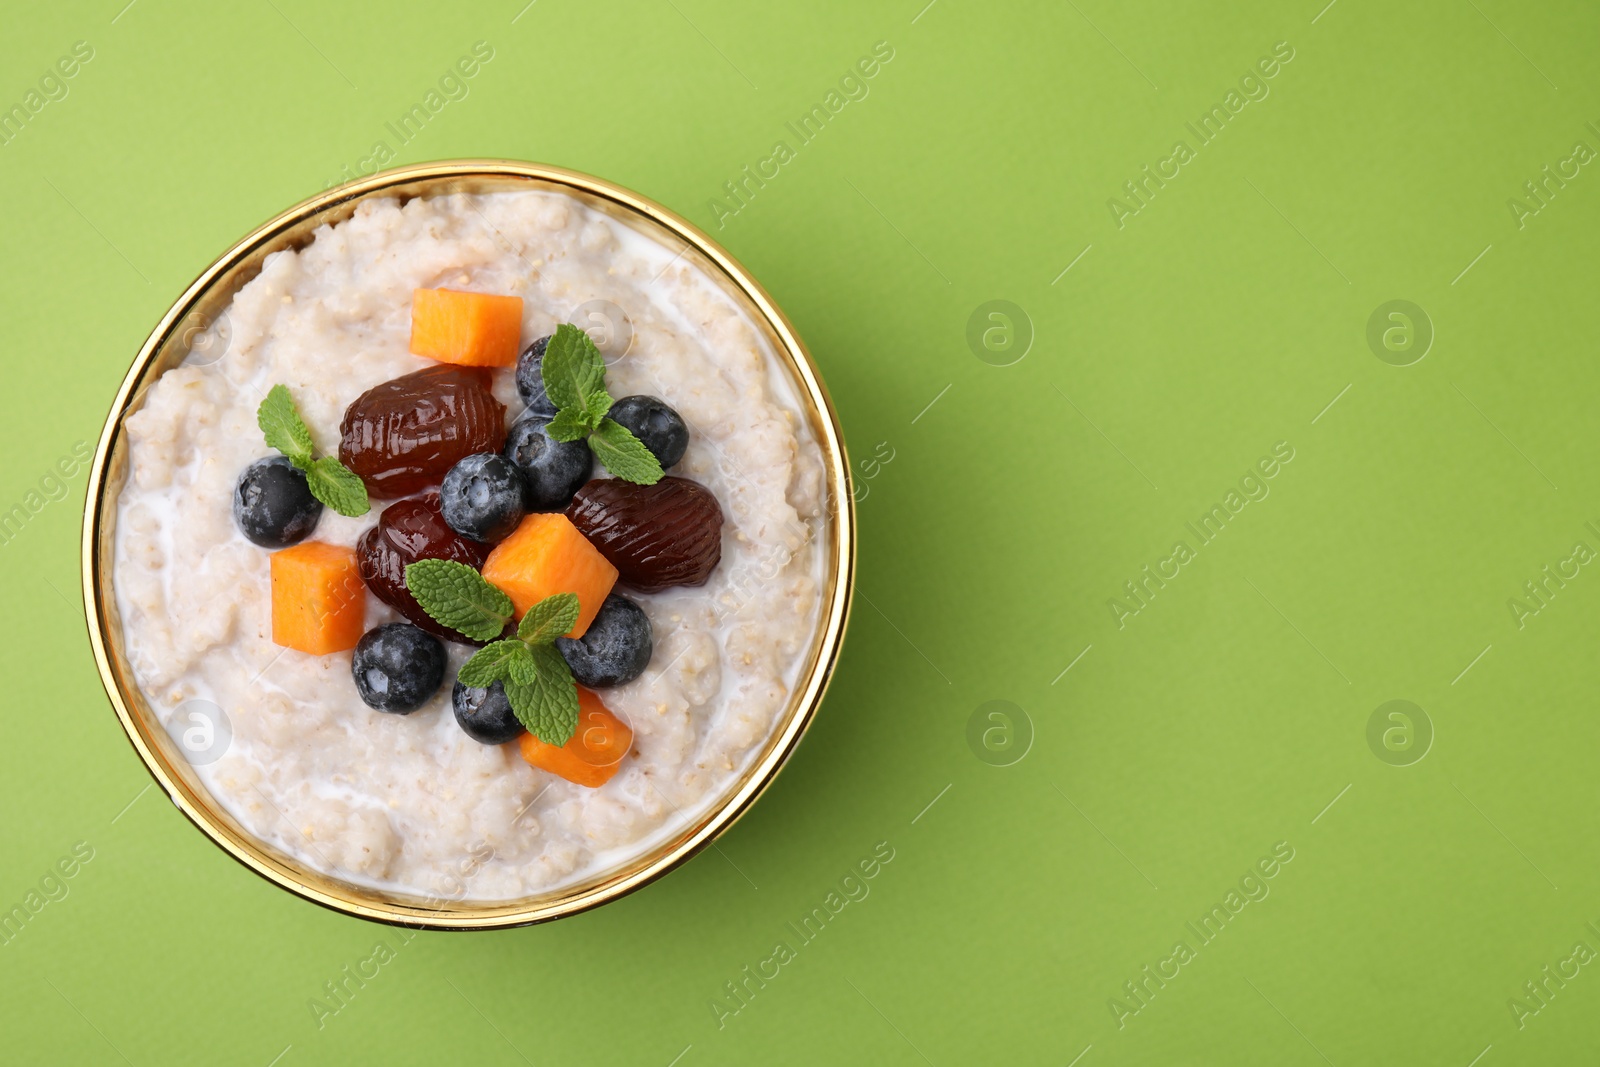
82,161 -> 852,928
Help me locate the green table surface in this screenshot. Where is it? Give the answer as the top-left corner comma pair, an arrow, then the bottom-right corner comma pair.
4,0 -> 1599,1063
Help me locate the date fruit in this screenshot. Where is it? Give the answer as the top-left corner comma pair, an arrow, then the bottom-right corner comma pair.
358,492 -> 493,641
565,477 -> 723,592
339,364 -> 507,498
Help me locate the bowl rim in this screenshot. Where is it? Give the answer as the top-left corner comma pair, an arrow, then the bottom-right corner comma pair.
80,159 -> 855,929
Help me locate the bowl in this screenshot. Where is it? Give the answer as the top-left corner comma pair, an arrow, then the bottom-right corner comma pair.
80,160 -> 854,929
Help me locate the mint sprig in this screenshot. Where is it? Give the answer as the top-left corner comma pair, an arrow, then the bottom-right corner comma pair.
541,323 -> 663,485
403,559 -> 582,746
256,384 -> 370,517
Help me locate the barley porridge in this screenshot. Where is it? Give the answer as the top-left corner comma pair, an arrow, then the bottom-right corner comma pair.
112,190 -> 825,901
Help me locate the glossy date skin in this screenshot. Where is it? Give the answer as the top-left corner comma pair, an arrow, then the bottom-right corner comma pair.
566,477 -> 723,593
339,365 -> 507,498
357,493 -> 493,641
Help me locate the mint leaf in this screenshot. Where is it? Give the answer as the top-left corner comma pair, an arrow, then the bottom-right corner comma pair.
258,384 -> 367,515
506,647 -> 541,687
518,592 -> 581,643
458,640 -> 531,688
584,387 -> 614,425
455,595 -> 584,745
505,643 -> 580,746
404,559 -> 513,642
502,676 -> 542,741
540,323 -> 605,414
539,324 -> 661,491
589,418 -> 664,485
258,384 -> 314,468
305,456 -> 369,517
545,407 -> 595,443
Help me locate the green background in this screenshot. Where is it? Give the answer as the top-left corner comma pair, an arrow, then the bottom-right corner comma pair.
2,0 -> 1598,1062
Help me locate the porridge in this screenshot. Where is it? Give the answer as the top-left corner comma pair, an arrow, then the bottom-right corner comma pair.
111,190 -> 826,901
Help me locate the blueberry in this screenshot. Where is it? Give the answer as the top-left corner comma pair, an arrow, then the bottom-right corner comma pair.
233,456 -> 322,548
514,335 -> 556,416
440,453 -> 526,543
503,412 -> 593,511
452,680 -> 524,744
351,623 -> 447,713
555,593 -> 653,687
607,395 -> 688,468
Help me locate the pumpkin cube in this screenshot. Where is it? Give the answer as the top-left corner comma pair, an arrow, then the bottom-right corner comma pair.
518,689 -> 633,787
270,541 -> 366,655
481,513 -> 617,637
409,287 -> 524,367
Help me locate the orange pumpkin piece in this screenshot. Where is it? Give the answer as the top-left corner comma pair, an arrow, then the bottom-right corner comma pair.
518,689 -> 633,787
409,287 -> 524,367
270,541 -> 366,655
481,513 -> 617,638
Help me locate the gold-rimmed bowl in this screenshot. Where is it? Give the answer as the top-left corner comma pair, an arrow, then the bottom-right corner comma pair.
81,160 -> 854,929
